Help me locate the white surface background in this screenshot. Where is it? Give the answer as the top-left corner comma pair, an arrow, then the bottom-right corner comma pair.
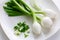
0,0 -> 60,40
0,25 -> 60,40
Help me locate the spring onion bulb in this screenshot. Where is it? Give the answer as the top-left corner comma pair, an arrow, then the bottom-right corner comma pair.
32,12 -> 41,35
30,0 -> 54,33
32,21 -> 41,35
43,9 -> 56,19
41,17 -> 53,29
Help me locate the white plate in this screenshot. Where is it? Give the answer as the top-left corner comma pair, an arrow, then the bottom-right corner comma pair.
0,0 -> 60,40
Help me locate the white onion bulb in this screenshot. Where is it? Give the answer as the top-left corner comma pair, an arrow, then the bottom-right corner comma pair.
43,9 -> 56,19
32,21 -> 41,35
41,17 -> 53,29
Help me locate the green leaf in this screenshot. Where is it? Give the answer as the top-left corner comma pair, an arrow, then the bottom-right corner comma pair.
14,26 -> 19,31
24,34 -> 29,38
3,0 -> 31,16
14,22 -> 30,32
3,6 -> 28,16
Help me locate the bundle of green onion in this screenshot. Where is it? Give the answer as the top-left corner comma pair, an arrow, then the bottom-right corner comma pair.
3,0 -> 56,35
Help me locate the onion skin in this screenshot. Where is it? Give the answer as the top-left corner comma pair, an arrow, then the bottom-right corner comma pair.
32,21 -> 41,35
41,17 -> 53,29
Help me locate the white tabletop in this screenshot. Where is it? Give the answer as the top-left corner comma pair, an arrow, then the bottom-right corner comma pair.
0,0 -> 60,40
